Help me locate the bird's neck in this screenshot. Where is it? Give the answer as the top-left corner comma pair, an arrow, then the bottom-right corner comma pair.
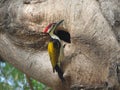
51,34 -> 60,41
49,32 -> 60,41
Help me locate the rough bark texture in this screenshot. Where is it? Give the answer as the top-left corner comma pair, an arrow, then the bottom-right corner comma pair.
0,0 -> 120,90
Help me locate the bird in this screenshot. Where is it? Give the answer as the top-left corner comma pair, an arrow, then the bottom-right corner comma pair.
43,20 -> 71,81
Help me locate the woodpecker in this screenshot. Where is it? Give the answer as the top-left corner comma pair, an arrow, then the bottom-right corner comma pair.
43,20 -> 70,81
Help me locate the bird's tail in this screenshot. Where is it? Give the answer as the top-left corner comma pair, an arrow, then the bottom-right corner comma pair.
55,65 -> 65,82
0,57 -> 5,62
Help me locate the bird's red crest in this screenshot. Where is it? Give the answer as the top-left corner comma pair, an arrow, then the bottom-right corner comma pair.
43,23 -> 54,33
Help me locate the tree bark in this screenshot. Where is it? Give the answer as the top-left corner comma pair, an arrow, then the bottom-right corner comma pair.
0,0 -> 120,90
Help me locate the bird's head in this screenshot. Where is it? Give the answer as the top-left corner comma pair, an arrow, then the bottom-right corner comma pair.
43,20 -> 71,43
43,20 -> 64,34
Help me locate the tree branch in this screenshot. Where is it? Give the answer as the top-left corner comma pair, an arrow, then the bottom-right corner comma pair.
0,0 -> 120,90
26,75 -> 34,90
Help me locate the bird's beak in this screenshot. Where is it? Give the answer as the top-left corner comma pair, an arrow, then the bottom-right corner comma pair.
49,20 -> 64,34
56,20 -> 64,27
53,20 -> 64,30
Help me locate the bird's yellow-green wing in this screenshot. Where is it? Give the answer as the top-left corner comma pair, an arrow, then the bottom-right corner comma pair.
48,39 -> 60,72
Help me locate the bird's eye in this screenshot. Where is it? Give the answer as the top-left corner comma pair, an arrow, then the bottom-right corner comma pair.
50,24 -> 54,29
50,24 -> 56,29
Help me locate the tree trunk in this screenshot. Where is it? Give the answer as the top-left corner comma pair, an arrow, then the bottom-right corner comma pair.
0,0 -> 120,90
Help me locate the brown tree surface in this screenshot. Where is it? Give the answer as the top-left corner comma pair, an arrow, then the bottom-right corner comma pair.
0,0 -> 120,90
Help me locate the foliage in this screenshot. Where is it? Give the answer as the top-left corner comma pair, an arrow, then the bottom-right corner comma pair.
0,62 -> 52,90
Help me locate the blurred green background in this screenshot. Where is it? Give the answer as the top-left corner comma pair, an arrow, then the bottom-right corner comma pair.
0,62 -> 52,90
